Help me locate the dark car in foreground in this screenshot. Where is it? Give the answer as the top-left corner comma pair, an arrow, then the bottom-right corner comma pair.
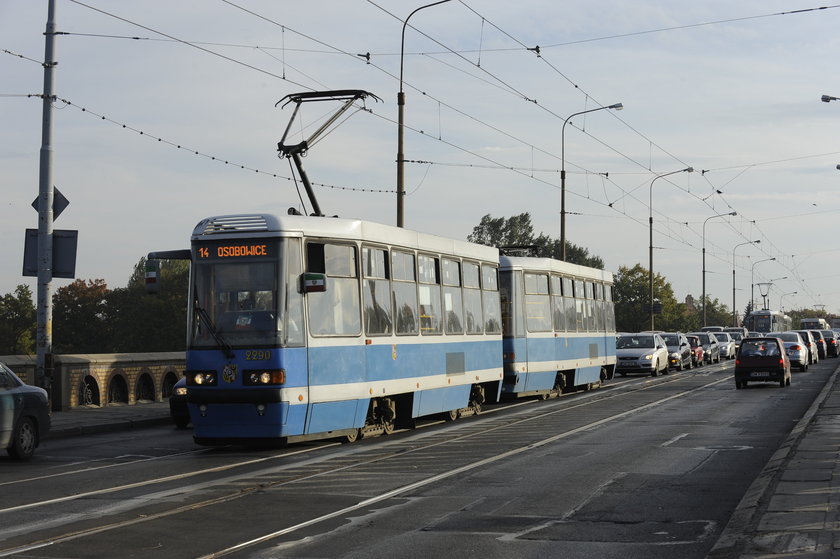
734,337 -> 791,389
0,362 -> 50,460
169,376 -> 190,429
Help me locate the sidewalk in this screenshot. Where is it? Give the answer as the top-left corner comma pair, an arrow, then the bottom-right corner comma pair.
709,365 -> 840,558
46,401 -> 173,439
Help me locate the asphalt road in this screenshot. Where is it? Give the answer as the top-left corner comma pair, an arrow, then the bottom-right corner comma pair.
1,357 -> 834,559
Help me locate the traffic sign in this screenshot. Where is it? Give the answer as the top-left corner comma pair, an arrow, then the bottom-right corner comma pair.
31,186 -> 69,219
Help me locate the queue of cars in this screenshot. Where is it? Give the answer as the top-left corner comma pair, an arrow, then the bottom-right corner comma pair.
615,329 -> 735,377
615,325 -> 839,390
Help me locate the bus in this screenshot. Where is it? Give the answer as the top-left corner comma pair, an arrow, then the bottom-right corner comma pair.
744,310 -> 792,333
799,317 -> 830,330
149,213 -> 616,445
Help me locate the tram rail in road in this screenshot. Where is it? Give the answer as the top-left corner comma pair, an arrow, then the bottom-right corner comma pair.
2,358 -> 813,559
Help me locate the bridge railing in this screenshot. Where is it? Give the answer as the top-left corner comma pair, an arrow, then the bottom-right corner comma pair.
2,353 -> 185,411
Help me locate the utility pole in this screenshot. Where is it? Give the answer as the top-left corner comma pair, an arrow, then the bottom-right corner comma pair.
36,0 -> 57,392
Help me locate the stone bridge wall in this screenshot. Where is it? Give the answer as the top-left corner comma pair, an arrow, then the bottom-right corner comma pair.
2,353 -> 185,411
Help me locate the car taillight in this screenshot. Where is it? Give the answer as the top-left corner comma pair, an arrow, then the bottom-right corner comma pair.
779,358 -> 784,365
735,359 -> 740,366
791,344 -> 801,351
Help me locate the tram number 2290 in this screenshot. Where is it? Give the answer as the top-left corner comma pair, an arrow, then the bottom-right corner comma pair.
245,350 -> 272,361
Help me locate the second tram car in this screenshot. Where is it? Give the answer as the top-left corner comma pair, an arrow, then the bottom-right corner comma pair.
499,256 -> 616,397
150,213 -> 616,445
744,309 -> 792,333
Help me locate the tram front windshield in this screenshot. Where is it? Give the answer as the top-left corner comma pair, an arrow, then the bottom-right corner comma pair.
190,239 -> 303,349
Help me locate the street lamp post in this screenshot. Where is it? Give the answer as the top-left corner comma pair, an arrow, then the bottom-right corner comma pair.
397,0 -> 451,228
765,276 -> 788,309
702,211 -> 737,326
560,102 -> 623,260
750,257 -> 775,312
822,94 -> 840,102
756,282 -> 772,310
732,240 -> 760,326
649,167 -> 694,329
780,291 -> 797,313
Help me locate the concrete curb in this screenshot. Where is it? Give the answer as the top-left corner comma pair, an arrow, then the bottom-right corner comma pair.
707,364 -> 840,558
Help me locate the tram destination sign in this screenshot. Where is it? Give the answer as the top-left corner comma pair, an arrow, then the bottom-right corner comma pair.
196,242 -> 274,261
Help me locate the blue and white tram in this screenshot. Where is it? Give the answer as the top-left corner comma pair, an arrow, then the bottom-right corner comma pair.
499,256 -> 616,397
173,213 -> 505,444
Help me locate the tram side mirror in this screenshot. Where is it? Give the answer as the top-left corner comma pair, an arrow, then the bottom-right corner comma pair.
301,272 -> 327,293
144,249 -> 191,295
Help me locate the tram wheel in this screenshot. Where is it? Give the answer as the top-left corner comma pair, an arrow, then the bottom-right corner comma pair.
343,429 -> 360,443
382,420 -> 395,435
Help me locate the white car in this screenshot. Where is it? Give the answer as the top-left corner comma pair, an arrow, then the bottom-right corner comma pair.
714,332 -> 736,359
615,333 -> 669,377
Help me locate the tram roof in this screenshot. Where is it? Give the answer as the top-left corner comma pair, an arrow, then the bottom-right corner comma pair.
499,255 -> 614,283
191,213 -> 499,261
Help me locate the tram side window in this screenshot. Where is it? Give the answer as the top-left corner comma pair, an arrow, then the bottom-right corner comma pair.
585,281 -> 596,331
482,264 -> 502,334
551,275 -> 565,331
363,247 -> 393,336
306,243 -> 361,336
391,250 -> 419,335
284,238 -> 305,346
418,255 -> 442,334
574,279 -> 586,332
593,282 -> 604,331
442,258 -> 464,335
562,276 -> 576,332
524,273 -> 551,332
463,262 -> 483,334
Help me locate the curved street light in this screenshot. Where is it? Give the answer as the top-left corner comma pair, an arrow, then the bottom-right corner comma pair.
702,211 -> 737,326
732,239 -> 760,326
396,0 -> 452,228
560,102 -> 623,260
750,257 -> 775,312
648,167 -> 693,329
780,291 -> 797,313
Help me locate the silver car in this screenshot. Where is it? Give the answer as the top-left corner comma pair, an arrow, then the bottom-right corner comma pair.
776,331 -> 809,372
715,332 -> 736,359
615,333 -> 669,377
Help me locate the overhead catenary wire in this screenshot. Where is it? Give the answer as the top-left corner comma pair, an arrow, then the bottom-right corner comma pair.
12,2 -> 831,308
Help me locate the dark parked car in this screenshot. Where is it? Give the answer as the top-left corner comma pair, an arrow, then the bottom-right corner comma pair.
734,337 -> 791,389
820,330 -> 839,357
0,362 -> 50,460
169,377 -> 190,429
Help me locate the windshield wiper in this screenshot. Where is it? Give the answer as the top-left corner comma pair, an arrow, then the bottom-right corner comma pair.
195,303 -> 234,359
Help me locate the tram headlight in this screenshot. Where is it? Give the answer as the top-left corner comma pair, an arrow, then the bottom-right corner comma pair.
186,371 -> 218,386
244,369 -> 286,386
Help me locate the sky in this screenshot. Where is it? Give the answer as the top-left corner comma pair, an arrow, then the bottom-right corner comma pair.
3,0 -> 840,318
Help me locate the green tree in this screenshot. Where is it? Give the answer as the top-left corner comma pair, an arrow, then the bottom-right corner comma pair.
0,285 -> 36,354
106,257 -> 189,352
52,279 -> 110,353
700,296 -> 732,328
468,213 -> 603,269
613,263 -> 682,332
